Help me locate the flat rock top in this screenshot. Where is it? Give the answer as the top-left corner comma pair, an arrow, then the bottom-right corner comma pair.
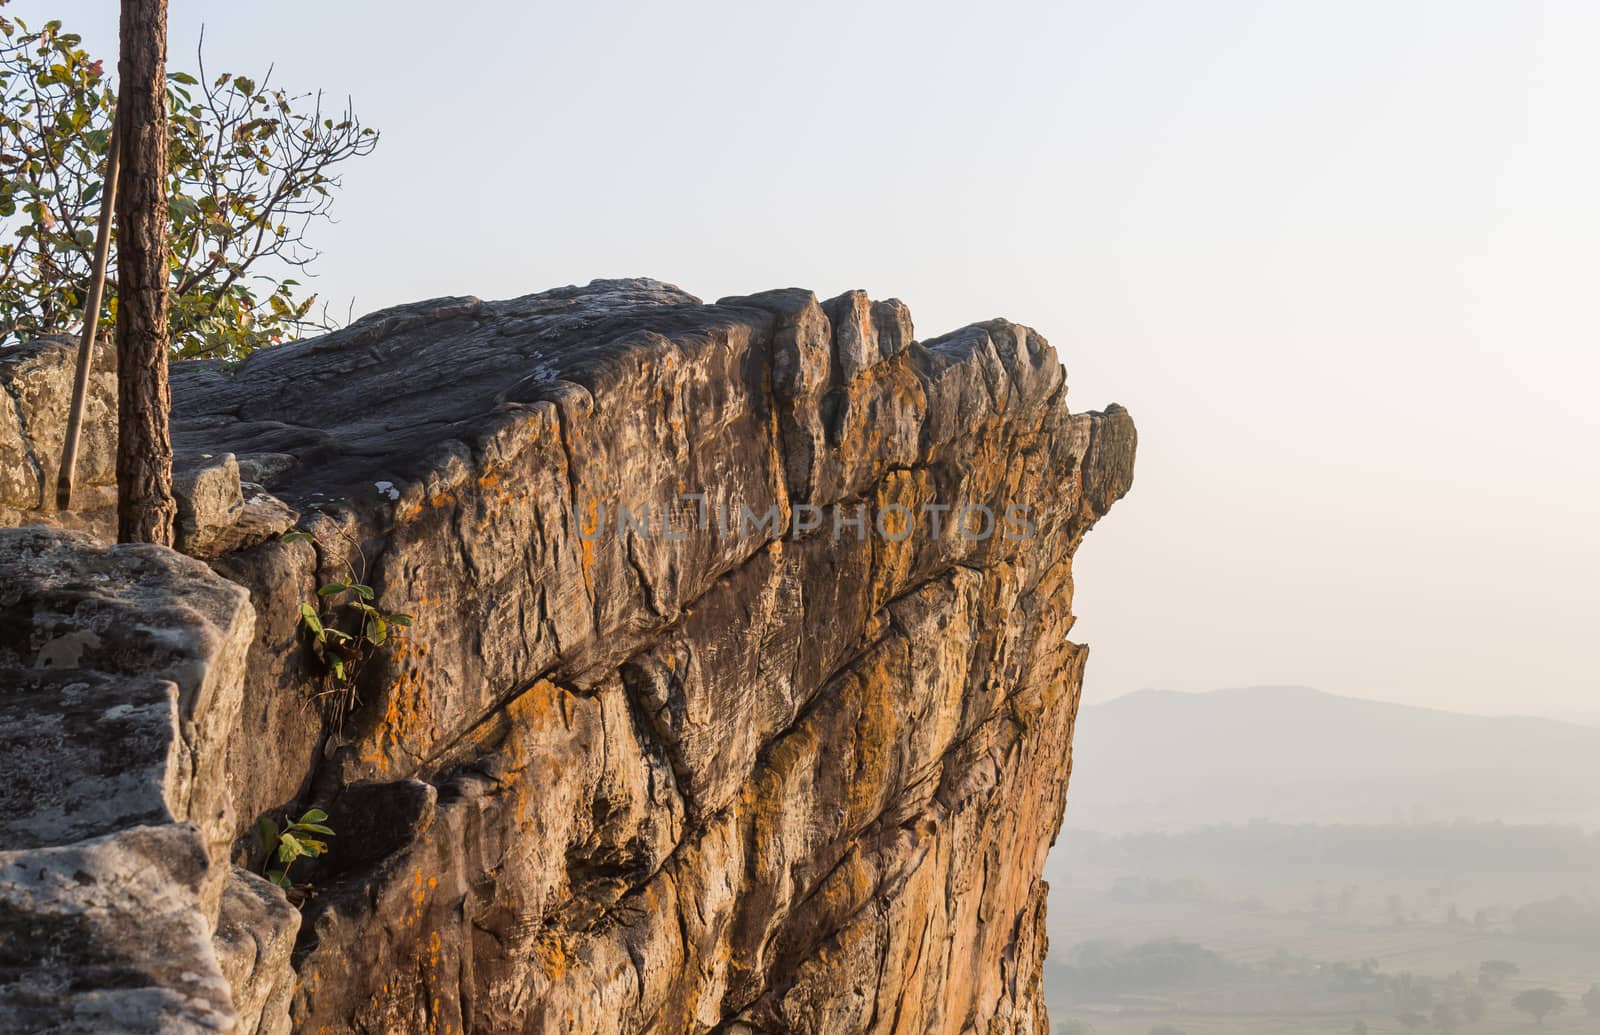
172,278 -> 736,502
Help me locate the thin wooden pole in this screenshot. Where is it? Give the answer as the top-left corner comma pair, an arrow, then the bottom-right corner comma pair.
56,117 -> 120,511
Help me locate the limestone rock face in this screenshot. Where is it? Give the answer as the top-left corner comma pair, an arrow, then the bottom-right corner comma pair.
172,452 -> 300,560
212,869 -> 300,1035
0,336 -> 117,534
169,279 -> 1135,1034
0,825 -> 235,1034
0,527 -> 255,905
1,279 -> 1134,1034
0,527 -> 270,1033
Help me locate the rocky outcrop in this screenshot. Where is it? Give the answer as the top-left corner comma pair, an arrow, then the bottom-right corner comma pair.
0,336 -> 117,535
1,279 -> 1134,1034
213,868 -> 301,1035
0,526 -> 287,1033
0,338 -> 293,554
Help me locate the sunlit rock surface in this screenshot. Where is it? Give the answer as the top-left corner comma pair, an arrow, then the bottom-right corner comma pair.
2,280 -> 1134,1034
0,336 -> 117,535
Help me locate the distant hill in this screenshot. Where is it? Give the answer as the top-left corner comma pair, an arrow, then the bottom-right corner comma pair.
1063,686 -> 1600,831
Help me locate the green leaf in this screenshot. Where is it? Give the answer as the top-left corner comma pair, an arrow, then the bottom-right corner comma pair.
267,869 -> 289,888
317,582 -> 346,597
389,613 -> 414,627
297,603 -> 323,636
299,808 -> 329,824
256,817 -> 279,851
281,530 -> 313,543
169,71 -> 198,85
330,658 -> 346,682
294,822 -> 335,836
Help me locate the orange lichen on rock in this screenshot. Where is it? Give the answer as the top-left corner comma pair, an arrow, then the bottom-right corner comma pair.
144,281 -> 1135,1035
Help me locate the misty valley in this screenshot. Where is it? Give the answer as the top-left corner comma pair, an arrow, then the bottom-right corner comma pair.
1043,689 -> 1600,1034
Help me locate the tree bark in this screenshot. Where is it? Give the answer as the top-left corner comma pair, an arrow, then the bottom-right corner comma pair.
115,0 -> 175,545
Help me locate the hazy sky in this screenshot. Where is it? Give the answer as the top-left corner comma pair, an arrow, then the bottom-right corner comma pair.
25,0 -> 1599,716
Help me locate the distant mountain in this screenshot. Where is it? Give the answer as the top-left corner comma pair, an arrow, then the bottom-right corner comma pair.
1063,686 -> 1600,832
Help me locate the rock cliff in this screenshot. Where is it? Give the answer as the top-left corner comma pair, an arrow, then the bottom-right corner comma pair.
0,279 -> 1134,1034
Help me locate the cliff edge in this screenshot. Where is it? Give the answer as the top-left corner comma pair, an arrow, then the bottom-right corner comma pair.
0,279 -> 1134,1034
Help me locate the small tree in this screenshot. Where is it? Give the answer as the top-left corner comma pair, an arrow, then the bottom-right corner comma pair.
1398,1012 -> 1428,1031
115,0 -> 175,546
0,5 -> 376,358
1582,983 -> 1600,1017
1461,992 -> 1485,1023
1351,1021 -> 1368,1035
1511,988 -> 1566,1026
1431,1002 -> 1459,1035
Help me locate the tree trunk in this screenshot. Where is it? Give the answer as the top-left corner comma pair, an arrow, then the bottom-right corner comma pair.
115,0 -> 175,545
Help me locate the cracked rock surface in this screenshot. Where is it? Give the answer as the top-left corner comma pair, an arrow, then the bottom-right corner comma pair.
174,278 -> 1136,1034
3,278 -> 1133,1034
0,527 -> 278,1034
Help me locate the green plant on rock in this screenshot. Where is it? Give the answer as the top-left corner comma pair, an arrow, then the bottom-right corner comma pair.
282,528 -> 413,724
256,807 -> 333,902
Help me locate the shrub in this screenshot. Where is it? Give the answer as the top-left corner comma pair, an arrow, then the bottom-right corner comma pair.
0,5 -> 375,358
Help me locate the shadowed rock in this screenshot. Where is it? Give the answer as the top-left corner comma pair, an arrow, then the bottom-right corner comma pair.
0,526 -> 287,1034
